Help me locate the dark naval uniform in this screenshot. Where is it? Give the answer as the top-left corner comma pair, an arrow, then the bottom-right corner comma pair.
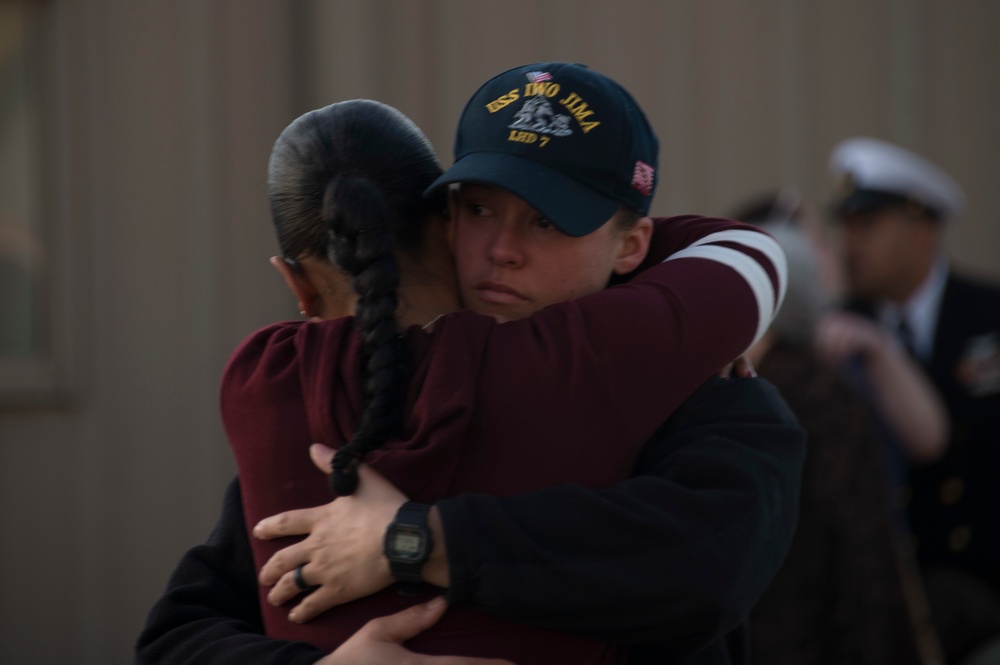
829,135 -> 1000,661
906,273 -> 1000,594
849,275 -> 1000,593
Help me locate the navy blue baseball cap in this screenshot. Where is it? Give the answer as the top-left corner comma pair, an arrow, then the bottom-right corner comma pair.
426,62 -> 659,237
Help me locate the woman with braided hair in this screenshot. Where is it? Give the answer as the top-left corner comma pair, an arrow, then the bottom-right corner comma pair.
258,99 -> 458,499
164,62 -> 796,665
210,88 -> 789,663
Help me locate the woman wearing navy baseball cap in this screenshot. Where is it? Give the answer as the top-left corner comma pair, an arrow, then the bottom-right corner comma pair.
139,64 -> 799,665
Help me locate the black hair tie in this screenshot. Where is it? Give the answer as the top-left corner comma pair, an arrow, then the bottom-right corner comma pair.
330,450 -> 362,495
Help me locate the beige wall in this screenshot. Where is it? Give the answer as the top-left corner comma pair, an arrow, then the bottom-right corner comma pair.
0,1 -> 295,662
304,0 -> 999,278
0,1 -> 997,662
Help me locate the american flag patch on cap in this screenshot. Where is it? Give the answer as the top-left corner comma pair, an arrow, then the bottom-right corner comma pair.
525,71 -> 553,83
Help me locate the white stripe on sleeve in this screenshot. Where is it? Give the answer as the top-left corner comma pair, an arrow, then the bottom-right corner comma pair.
664,244 -> 778,348
688,230 -> 788,314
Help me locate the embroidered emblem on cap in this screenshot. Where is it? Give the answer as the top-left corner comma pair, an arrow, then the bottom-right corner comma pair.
509,97 -> 573,137
526,71 -> 553,83
631,160 -> 655,196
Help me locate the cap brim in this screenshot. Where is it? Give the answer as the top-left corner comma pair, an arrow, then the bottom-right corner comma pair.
425,153 -> 621,237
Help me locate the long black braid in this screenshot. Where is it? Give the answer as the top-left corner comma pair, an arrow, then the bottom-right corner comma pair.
267,99 -> 446,496
324,174 -> 410,495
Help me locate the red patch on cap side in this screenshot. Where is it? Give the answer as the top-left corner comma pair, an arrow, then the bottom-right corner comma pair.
632,160 -> 655,196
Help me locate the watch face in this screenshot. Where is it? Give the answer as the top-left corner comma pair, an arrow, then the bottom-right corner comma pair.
390,526 -> 426,560
393,532 -> 422,555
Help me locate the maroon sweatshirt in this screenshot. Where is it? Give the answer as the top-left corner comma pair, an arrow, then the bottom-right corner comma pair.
220,216 -> 784,664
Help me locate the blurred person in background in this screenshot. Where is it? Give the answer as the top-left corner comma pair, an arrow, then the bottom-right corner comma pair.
824,137 -> 1000,665
732,191 -> 941,665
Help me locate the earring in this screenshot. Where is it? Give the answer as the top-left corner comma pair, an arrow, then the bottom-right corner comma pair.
284,256 -> 303,274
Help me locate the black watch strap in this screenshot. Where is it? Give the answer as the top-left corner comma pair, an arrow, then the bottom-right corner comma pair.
384,501 -> 433,593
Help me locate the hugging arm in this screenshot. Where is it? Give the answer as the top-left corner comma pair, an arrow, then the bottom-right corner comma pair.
137,377 -> 803,663
135,478 -> 323,665
439,376 -> 805,654
136,478 -> 512,665
256,376 -> 805,656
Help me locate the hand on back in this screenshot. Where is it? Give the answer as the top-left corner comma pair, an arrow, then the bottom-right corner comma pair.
254,444 -> 407,622
317,597 -> 516,665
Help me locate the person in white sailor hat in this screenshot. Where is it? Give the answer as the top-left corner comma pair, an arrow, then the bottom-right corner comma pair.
827,136 -> 1000,665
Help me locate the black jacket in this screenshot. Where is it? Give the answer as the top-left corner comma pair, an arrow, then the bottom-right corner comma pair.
136,377 -> 805,665
847,271 -> 1000,594
904,273 -> 1000,593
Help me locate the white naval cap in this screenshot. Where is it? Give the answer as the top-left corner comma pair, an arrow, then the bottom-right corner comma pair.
829,137 -> 965,219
